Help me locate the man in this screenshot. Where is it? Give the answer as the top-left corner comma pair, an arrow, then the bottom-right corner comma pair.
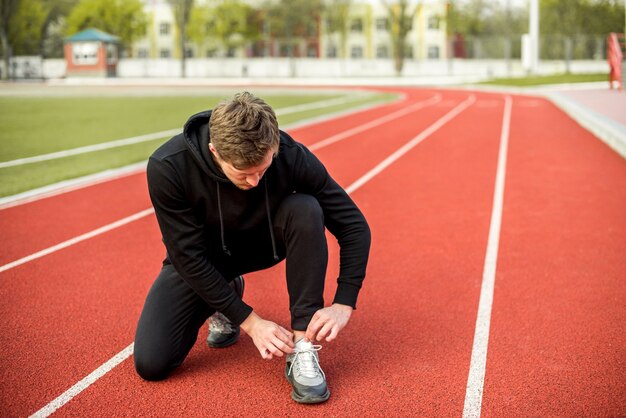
134,92 -> 370,404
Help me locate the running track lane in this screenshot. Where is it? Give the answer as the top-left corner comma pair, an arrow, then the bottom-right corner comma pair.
481,97 -> 626,416
22,93 -> 504,417
0,88 -> 437,265
0,90 -> 492,414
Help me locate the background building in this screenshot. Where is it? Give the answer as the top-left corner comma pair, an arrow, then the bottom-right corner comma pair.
130,0 -> 448,60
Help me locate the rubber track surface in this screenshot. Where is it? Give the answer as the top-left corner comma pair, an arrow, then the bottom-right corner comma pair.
0,88 -> 624,417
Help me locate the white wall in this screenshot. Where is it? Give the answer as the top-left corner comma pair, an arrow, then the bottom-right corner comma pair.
19,57 -> 610,81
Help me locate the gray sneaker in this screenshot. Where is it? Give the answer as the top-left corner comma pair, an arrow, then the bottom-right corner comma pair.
285,339 -> 330,404
207,276 -> 244,348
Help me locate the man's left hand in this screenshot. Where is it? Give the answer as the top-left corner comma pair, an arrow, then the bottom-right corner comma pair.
305,303 -> 353,343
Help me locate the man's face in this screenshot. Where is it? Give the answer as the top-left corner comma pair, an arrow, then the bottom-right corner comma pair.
209,144 -> 274,190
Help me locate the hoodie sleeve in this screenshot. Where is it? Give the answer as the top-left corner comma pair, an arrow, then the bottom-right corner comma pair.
293,145 -> 371,309
146,156 -> 253,326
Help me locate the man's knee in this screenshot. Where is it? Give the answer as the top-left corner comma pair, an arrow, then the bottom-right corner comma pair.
277,194 -> 324,232
133,347 -> 173,381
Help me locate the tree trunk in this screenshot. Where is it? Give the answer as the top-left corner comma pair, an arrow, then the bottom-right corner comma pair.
0,25 -> 10,80
394,39 -> 404,76
180,31 -> 186,77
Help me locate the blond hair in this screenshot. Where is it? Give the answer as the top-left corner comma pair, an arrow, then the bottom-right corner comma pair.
209,92 -> 280,169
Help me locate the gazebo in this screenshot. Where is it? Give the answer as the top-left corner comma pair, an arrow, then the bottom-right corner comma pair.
64,28 -> 119,77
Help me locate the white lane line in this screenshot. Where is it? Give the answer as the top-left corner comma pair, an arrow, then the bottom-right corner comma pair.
0,94 -> 366,169
29,343 -> 135,418
24,94 -> 475,418
0,162 -> 147,210
0,209 -> 154,274
346,94 -> 476,194
462,95 -> 513,418
309,94 -> 442,151
0,130 -> 180,169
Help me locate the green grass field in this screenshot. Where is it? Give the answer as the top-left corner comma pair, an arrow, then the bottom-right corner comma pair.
480,72 -> 608,87
0,90 -> 395,197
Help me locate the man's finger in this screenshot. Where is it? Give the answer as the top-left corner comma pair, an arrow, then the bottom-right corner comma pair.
326,325 -> 339,342
305,317 -> 326,341
316,321 -> 334,342
261,348 -> 273,360
272,337 -> 293,354
277,326 -> 295,346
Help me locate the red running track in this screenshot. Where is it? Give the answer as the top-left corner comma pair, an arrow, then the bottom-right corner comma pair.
0,87 -> 624,417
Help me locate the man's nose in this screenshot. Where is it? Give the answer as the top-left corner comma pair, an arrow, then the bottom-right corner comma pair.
246,173 -> 260,187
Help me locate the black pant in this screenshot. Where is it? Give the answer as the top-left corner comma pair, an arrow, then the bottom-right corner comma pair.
134,194 -> 328,381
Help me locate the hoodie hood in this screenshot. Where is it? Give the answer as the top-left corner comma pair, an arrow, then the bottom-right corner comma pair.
182,110 -> 230,183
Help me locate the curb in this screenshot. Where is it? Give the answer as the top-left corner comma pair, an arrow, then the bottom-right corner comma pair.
545,91 -> 626,160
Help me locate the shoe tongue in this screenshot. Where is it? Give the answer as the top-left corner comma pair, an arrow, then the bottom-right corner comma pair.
296,339 -> 313,350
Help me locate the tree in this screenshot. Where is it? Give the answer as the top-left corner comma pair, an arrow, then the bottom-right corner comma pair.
324,0 -> 351,58
188,0 -> 261,57
0,0 -> 20,79
382,0 -> 417,75
38,0 -> 78,57
167,0 -> 194,77
7,0 -> 45,55
66,0 -> 147,56
266,0 -> 323,58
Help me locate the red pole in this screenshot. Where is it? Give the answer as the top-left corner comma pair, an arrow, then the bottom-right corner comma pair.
607,33 -> 623,90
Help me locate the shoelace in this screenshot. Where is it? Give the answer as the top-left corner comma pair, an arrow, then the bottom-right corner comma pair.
209,312 -> 234,333
288,344 -> 325,380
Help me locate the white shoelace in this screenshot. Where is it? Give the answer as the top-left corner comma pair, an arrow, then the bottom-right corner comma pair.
288,344 -> 325,380
209,312 -> 234,333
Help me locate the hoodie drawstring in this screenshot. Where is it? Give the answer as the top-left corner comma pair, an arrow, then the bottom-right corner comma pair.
216,182 -> 231,256
265,177 -> 280,261
214,178 -> 279,262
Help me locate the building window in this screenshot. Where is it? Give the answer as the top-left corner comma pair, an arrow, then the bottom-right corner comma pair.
351,45 -> 363,58
159,23 -> 170,36
227,47 -> 237,57
376,45 -> 389,58
206,48 -> 217,57
427,16 -> 440,30
427,45 -> 439,59
159,48 -> 171,58
307,44 -> 317,57
405,46 -> 414,58
72,42 -> 99,65
376,18 -> 389,31
350,18 -> 363,32
326,45 -> 337,58
184,48 -> 194,58
137,48 -> 148,58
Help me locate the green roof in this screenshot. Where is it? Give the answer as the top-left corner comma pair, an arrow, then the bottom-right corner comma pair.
65,28 -> 119,43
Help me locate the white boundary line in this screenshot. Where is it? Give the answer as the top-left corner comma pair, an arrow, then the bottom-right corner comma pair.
29,344 -> 135,418
462,95 -> 513,418
0,94 -> 370,169
0,209 -> 154,274
24,94 -> 476,418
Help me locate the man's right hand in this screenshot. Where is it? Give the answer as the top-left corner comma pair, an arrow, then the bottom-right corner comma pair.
240,312 -> 294,360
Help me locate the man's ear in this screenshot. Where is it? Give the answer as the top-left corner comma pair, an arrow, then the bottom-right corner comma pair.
208,142 -> 218,156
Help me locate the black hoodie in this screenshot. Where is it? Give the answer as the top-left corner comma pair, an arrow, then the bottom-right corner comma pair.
146,110 -> 371,326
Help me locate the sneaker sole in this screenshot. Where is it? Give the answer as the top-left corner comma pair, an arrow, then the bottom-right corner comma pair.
284,368 -> 330,404
290,389 -> 330,404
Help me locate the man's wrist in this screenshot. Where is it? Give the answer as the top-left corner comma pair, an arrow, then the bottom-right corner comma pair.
240,311 -> 260,334
332,303 -> 353,312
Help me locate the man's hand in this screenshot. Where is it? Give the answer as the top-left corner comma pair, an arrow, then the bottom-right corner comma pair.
240,312 -> 294,360
305,303 -> 353,343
